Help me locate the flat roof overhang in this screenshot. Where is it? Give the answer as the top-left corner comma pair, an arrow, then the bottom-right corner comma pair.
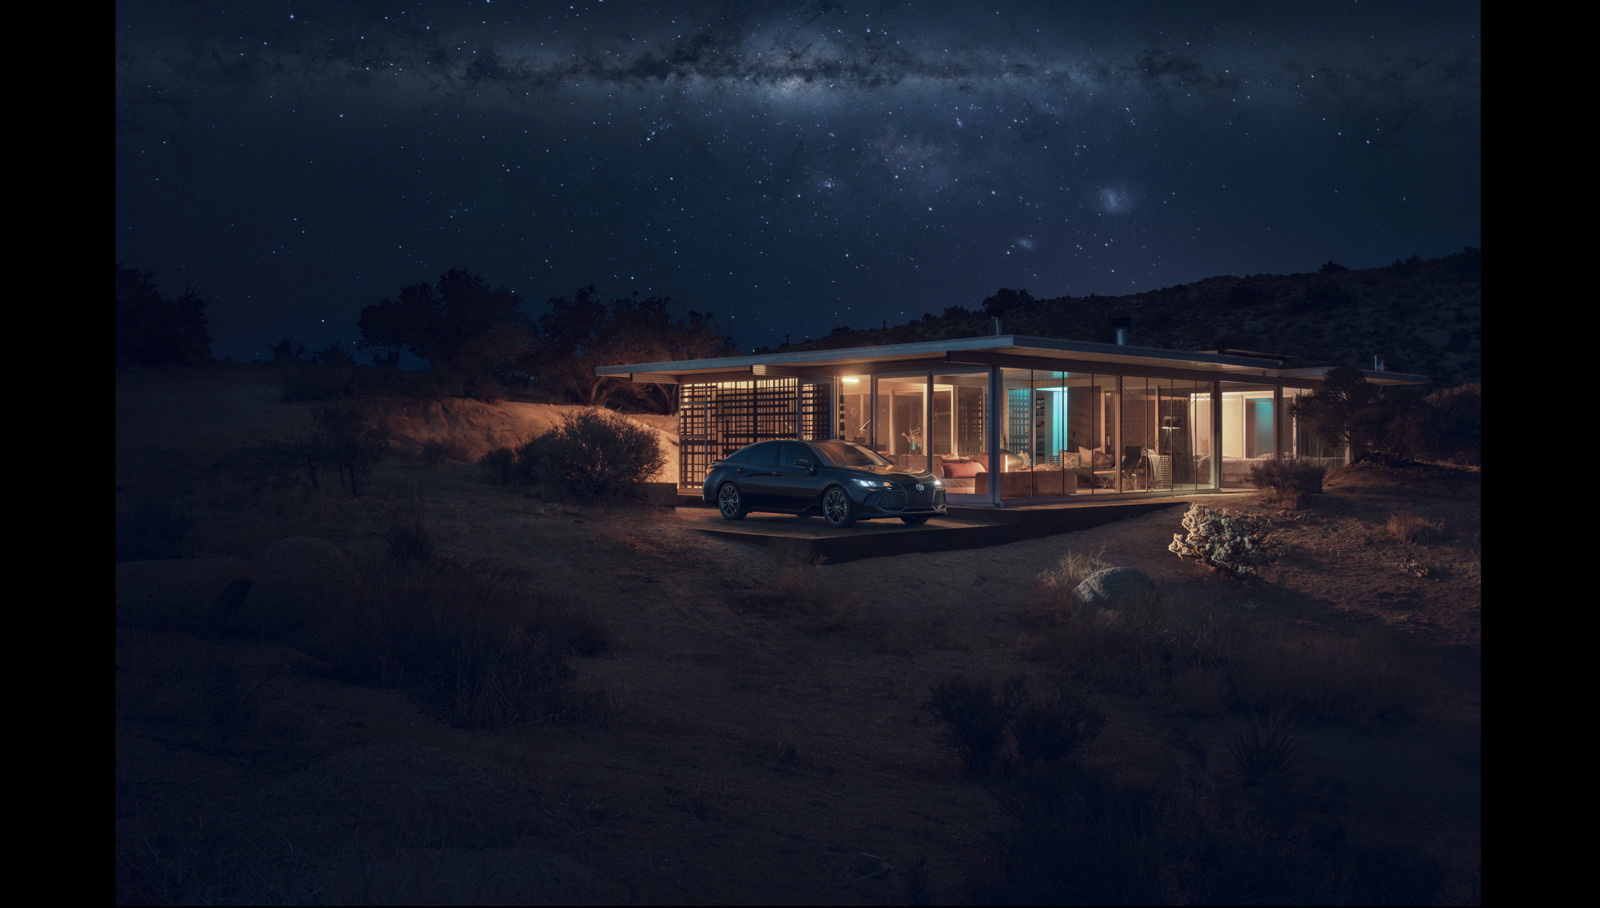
595,334 -> 1418,386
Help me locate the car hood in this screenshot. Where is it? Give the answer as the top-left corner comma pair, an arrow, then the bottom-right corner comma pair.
847,464 -> 936,482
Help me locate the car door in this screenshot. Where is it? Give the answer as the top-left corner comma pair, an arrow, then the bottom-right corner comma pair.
767,442 -> 822,508
730,442 -> 783,506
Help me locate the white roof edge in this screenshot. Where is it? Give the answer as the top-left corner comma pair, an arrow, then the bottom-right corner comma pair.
597,334 -> 1296,376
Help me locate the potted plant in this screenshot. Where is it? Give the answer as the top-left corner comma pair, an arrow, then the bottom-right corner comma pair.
901,426 -> 923,454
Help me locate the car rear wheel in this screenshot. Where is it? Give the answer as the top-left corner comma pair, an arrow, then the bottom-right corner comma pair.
821,486 -> 857,528
900,515 -> 929,525
717,482 -> 748,520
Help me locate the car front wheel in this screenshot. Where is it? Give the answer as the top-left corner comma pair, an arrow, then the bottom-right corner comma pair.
821,486 -> 858,528
717,483 -> 748,520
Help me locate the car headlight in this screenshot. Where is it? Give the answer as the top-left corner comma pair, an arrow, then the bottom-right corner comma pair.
853,478 -> 896,489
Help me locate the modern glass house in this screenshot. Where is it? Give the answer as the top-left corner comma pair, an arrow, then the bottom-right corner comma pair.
597,334 -> 1426,507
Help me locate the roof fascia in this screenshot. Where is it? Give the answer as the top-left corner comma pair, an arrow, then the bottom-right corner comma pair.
595,334 -> 1335,383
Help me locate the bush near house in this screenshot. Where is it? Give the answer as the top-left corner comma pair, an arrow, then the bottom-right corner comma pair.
1247,457 -> 1326,503
480,408 -> 665,501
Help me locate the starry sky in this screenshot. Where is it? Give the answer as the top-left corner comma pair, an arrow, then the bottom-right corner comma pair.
115,1 -> 1481,363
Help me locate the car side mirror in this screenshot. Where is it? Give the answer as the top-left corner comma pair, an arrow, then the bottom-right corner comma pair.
794,458 -> 814,474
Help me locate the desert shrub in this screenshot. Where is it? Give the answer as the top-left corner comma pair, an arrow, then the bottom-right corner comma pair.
477,445 -> 519,484
1168,503 -> 1282,579
926,673 -> 1104,776
969,762 -> 1166,906
384,512 -> 435,564
1021,588 -> 1236,707
927,674 -> 1019,776
1011,688 -> 1107,770
1246,457 -> 1324,500
485,408 -> 665,501
321,557 -> 611,730
1035,544 -> 1112,598
1227,712 -> 1302,787
1386,509 -> 1447,544
306,403 -> 390,496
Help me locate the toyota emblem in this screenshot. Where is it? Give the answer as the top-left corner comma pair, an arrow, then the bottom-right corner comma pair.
915,483 -> 925,491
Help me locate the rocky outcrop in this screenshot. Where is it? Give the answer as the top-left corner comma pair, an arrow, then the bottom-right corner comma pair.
1072,566 -> 1156,609
232,536 -> 356,639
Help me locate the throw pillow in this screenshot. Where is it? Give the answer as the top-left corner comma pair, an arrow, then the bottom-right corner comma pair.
944,460 -> 986,478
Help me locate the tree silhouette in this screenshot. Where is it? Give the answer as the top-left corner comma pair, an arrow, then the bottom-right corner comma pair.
1290,365 -> 1423,463
357,268 -> 527,393
981,287 -> 1035,317
116,264 -> 212,368
532,287 -> 735,411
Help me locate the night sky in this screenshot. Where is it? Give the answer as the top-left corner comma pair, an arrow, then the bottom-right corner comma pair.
115,1 -> 1480,363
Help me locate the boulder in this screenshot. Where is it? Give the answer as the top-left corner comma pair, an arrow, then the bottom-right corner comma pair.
115,557 -> 254,632
233,536 -> 356,638
1072,567 -> 1157,609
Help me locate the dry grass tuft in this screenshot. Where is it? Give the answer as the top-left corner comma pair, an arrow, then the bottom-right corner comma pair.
1035,544 -> 1112,597
1386,509 -> 1448,544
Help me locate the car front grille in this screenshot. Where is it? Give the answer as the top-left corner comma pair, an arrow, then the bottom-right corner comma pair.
879,483 -> 941,511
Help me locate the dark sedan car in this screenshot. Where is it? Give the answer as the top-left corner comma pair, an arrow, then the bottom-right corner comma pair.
702,439 -> 947,528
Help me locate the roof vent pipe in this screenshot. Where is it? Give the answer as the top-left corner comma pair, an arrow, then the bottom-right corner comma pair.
993,316 -> 1003,336
1113,316 -> 1131,345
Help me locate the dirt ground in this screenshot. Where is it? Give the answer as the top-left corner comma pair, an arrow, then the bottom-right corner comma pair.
115,363 -> 1481,905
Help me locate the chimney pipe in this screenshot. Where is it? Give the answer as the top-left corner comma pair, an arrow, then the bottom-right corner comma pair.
1113,316 -> 1131,345
993,316 -> 1003,336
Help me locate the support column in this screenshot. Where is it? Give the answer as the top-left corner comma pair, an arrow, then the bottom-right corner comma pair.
1273,384 -> 1285,461
1210,380 -> 1223,488
987,366 -> 1001,506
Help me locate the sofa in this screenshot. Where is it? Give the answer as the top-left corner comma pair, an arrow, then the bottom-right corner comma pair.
933,451 -> 1101,497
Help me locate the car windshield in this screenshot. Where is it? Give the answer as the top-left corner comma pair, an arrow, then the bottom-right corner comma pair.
810,441 -> 891,467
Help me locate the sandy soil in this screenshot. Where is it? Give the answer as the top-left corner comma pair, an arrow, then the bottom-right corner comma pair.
115,363 -> 1481,905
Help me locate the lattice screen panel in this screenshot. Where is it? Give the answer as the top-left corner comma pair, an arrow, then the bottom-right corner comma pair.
677,379 -> 800,488
800,380 -> 833,442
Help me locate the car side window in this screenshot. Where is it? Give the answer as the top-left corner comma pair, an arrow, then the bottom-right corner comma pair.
780,443 -> 810,467
744,443 -> 778,465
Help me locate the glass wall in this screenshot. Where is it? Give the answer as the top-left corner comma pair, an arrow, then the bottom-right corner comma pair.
1216,382 -> 1278,486
836,374 -> 871,446
874,375 -> 928,470
983,367 -> 1225,500
987,367 -> 1111,499
927,370 -> 990,499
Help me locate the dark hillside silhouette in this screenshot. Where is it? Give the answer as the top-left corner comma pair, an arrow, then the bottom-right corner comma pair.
775,248 -> 1482,387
